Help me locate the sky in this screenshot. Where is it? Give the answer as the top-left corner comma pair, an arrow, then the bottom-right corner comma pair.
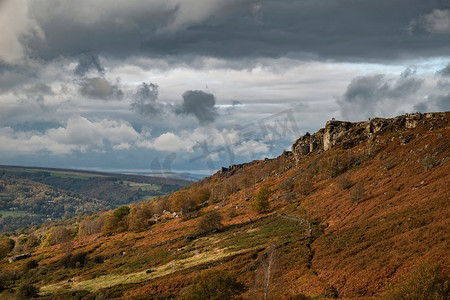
0,0 -> 449,176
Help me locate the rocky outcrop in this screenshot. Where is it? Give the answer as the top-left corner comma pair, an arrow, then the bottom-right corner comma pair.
9,253 -> 31,263
291,112 -> 447,162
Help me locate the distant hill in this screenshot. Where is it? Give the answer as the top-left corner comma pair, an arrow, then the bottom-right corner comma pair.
0,112 -> 449,299
0,166 -> 190,232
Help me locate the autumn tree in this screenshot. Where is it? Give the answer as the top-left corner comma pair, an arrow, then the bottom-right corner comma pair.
0,237 -> 15,259
102,206 -> 130,233
253,184 -> 272,213
128,202 -> 154,231
79,216 -> 104,236
252,244 -> 279,300
198,211 -> 223,234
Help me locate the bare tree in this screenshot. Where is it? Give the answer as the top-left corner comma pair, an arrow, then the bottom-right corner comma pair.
252,244 -> 279,299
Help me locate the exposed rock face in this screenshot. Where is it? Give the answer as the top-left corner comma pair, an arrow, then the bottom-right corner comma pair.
291,112 -> 447,162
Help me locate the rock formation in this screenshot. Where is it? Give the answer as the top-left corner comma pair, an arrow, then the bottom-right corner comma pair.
292,112 -> 447,162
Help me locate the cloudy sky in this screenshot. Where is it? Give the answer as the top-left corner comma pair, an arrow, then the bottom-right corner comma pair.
1,0 -> 449,175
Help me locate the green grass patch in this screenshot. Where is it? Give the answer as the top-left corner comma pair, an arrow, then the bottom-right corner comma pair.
0,210 -> 34,217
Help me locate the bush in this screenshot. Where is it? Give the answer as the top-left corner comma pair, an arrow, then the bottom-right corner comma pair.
178,270 -> 245,300
253,184 -> 271,214
0,237 -> 15,259
383,264 -> 449,300
280,178 -> 294,191
102,206 -> 131,233
24,259 -> 39,271
198,211 -> 223,234
93,255 -> 104,264
320,152 -> 353,179
338,174 -> 352,190
128,203 -> 154,232
197,187 -> 211,203
350,182 -> 365,204
60,251 -> 88,268
16,283 -> 39,299
382,157 -> 396,171
44,226 -> 73,246
297,174 -> 313,195
227,207 -> 238,219
422,154 -> 440,171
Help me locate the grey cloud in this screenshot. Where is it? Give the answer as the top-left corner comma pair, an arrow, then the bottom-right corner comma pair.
431,93 -> 450,111
437,63 -> 450,77
338,72 -> 424,120
74,55 -> 104,76
130,82 -> 164,115
414,93 -> 450,112
79,77 -> 123,100
411,9 -> 450,35
175,90 -> 218,124
24,0 -> 450,63
25,83 -> 53,96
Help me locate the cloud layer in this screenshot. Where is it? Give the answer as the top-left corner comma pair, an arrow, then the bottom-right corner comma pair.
0,0 -> 449,174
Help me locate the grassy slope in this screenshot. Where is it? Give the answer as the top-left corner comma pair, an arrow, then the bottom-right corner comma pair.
0,113 -> 449,299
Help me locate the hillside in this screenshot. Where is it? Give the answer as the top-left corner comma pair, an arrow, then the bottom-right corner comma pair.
0,167 -> 190,232
0,112 -> 449,299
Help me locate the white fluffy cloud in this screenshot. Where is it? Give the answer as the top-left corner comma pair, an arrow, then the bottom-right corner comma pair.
0,117 -> 141,157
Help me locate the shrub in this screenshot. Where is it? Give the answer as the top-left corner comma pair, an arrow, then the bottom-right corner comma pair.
94,255 -> 104,264
338,174 -> 352,190
350,182 -> 365,204
280,178 -> 294,191
227,207 -> 238,219
253,184 -> 271,214
178,270 -> 245,300
128,203 -> 154,232
60,251 -> 88,268
383,264 -> 449,300
102,206 -> 131,233
0,237 -> 15,259
44,226 -> 73,246
113,206 -> 131,220
197,187 -> 211,203
382,157 -> 396,171
198,211 -> 223,234
24,234 -> 39,251
422,154 -> 440,171
297,174 -> 313,195
24,259 -> 38,271
79,216 -> 104,236
320,152 -> 353,179
16,283 -> 39,299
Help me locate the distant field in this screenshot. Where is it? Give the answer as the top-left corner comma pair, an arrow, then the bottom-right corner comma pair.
0,165 -> 190,232
121,181 -> 161,191
0,210 -> 34,217
0,166 -> 104,179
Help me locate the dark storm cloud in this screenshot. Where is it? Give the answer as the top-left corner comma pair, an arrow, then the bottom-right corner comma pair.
130,82 -> 163,115
74,55 -> 104,76
25,0 -> 450,63
175,90 -> 218,124
338,73 -> 424,119
79,77 -> 123,100
414,93 -> 450,113
437,63 -> 450,77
